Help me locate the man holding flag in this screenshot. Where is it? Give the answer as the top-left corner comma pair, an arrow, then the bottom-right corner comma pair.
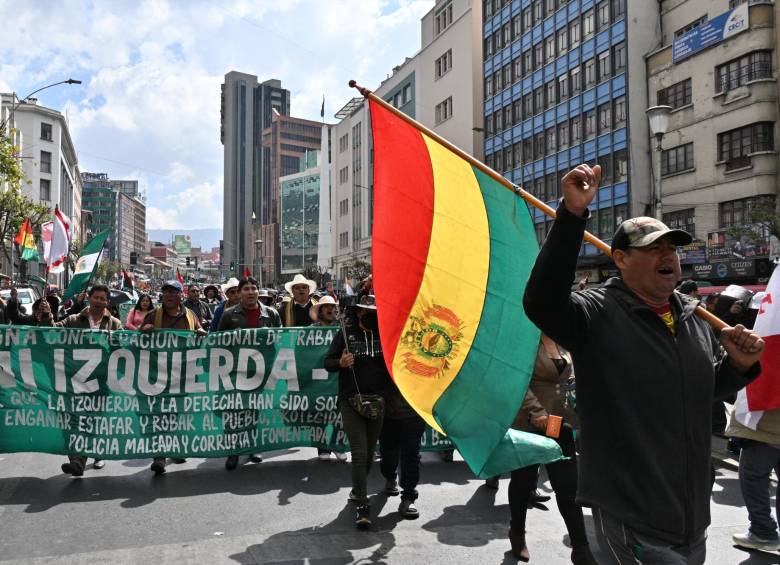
726,266 -> 780,553
524,163 -> 764,564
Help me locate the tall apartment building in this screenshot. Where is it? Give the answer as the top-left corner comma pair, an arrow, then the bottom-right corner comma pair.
221,72 -> 290,277
327,0 -> 484,284
279,150 -> 321,277
0,94 -> 83,275
81,173 -> 147,265
646,0 -> 779,285
259,115 -> 322,285
482,0 -> 660,278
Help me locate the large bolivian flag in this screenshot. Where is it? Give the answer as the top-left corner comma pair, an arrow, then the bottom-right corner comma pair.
370,99 -> 562,478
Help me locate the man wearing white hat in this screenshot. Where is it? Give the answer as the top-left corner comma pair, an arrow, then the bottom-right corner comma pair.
311,295 -> 337,326
282,273 -> 318,327
210,277 -> 240,332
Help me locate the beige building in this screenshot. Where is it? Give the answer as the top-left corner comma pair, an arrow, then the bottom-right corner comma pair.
646,0 -> 778,283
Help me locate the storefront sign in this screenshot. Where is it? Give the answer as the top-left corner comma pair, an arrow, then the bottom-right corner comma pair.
673,4 -> 748,63
679,240 -> 707,265
707,227 -> 770,262
693,260 -> 756,280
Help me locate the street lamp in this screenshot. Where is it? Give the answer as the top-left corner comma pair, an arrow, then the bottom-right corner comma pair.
1,78 -> 82,131
254,239 -> 263,288
646,105 -> 673,220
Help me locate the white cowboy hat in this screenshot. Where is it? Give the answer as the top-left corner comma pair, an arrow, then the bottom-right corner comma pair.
221,277 -> 240,294
309,295 -> 337,322
284,274 -> 317,294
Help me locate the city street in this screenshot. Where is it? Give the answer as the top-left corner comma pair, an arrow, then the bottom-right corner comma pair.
0,449 -> 776,564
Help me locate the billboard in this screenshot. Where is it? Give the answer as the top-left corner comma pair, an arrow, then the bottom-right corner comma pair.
173,234 -> 192,256
707,227 -> 771,262
673,3 -> 748,63
679,240 -> 707,265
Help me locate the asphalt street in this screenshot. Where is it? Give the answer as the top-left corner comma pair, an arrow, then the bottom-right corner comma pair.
0,449 -> 777,564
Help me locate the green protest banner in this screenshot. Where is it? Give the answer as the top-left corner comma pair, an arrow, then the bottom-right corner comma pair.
0,326 -> 452,459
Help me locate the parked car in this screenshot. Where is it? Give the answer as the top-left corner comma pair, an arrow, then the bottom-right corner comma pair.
0,287 -> 42,317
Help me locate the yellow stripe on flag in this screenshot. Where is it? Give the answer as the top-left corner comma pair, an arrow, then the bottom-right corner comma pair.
391,134 -> 490,433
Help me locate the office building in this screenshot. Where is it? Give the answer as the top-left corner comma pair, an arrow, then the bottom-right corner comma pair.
279,150 -> 321,276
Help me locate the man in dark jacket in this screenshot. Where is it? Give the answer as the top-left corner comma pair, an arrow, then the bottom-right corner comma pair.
39,284 -> 121,477
219,276 -> 281,469
183,284 -> 212,327
523,163 -> 764,564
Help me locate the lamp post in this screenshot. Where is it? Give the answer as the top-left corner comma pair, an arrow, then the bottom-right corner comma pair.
254,239 -> 263,287
646,105 -> 673,220
1,78 -> 82,131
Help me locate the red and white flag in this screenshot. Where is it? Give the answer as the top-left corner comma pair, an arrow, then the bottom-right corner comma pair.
735,265 -> 780,429
41,221 -> 53,263
47,207 -> 71,274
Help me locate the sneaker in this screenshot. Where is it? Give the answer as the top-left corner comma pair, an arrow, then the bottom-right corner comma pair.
485,476 -> 500,489
334,451 -> 348,462
733,531 -> 780,552
348,490 -> 361,503
398,498 -> 419,520
225,455 -> 239,471
355,504 -> 372,529
318,451 -> 332,461
249,453 -> 263,463
93,459 -> 106,470
171,458 -> 186,464
150,458 -> 166,475
384,479 -> 400,496
61,460 -> 84,477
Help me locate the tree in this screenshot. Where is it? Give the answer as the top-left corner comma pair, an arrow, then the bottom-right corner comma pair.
0,130 -> 24,191
0,187 -> 50,266
342,258 -> 371,283
726,196 -> 780,249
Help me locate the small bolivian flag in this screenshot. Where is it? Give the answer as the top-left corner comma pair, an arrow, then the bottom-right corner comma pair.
369,99 -> 562,478
14,218 -> 39,261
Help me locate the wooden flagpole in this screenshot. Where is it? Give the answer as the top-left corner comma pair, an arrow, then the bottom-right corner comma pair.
349,80 -> 727,331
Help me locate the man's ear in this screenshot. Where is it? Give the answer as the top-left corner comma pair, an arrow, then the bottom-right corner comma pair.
612,249 -> 629,270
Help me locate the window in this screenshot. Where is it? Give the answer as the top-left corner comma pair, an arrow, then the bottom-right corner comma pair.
569,19 -> 581,46
598,153 -> 613,184
533,177 -> 545,199
613,95 -> 627,127
495,110 -> 504,132
40,179 -> 51,201
339,199 -> 349,216
523,50 -> 533,74
614,203 -> 628,226
599,207 -> 614,238
719,196 -> 776,228
674,16 -> 707,39
716,51 -> 772,93
598,49 -> 611,81
533,0 -> 543,23
545,0 -> 557,15
534,43 -> 543,68
339,232 -> 349,249
534,132 -> 546,159
583,9 -> 595,38
502,64 -> 512,88
533,87 -> 544,113
523,93 -> 533,117
503,23 -> 512,47
435,97 -> 453,124
611,0 -> 625,20
658,79 -> 692,108
504,105 -> 513,130
571,115 -> 582,142
598,102 -> 611,133
485,76 -> 494,98
485,36 -> 494,59
546,81 -> 557,108
545,36 -> 556,63
512,58 -> 522,82
402,84 -> 412,104
495,150 -> 503,171
584,58 -> 596,88
545,173 -> 558,200
513,99 -> 523,124
513,142 -> 523,166
661,143 -> 695,176
614,149 -> 628,182
558,74 -> 569,100
558,121 -> 570,148
522,7 -> 532,32
435,49 -> 453,79
339,166 -> 349,184
40,151 -> 52,174
512,15 -> 522,39
494,71 -> 502,93
435,1 -> 453,35
557,29 -> 568,54
339,134 -> 349,153
570,66 -> 582,95
613,42 -> 626,74
484,0 -> 494,17
584,109 -> 596,139
523,137 -> 533,161
597,1 -> 610,29
663,208 -> 695,235
40,122 -> 52,141
545,127 -> 557,152
718,122 -> 774,165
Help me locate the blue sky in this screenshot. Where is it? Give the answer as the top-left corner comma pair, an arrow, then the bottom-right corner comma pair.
0,0 -> 433,229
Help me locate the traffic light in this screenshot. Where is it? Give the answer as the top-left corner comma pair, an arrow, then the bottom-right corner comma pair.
186,257 -> 191,267
230,261 -> 235,271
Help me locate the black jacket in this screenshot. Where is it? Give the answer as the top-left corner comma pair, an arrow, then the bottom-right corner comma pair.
324,325 -> 392,402
218,303 -> 281,330
523,202 -> 760,545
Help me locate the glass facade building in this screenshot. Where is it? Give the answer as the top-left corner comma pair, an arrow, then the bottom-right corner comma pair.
280,152 -> 321,274
482,0 -> 629,255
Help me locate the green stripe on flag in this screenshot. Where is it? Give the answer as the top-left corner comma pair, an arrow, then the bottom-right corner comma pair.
432,167 -> 561,478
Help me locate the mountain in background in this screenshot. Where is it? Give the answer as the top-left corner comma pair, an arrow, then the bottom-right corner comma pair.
147,229 -> 222,251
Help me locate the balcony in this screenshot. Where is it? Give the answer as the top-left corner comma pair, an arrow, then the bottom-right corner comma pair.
724,155 -> 751,172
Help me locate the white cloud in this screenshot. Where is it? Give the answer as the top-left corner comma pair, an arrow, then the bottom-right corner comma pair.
0,0 -> 434,228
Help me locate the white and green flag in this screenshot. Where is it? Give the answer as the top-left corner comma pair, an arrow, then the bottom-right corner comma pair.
62,230 -> 110,300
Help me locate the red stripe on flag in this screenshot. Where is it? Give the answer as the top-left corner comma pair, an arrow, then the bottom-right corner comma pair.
747,333 -> 780,411
369,100 -> 435,369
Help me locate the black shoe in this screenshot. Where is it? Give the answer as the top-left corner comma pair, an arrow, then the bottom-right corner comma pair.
384,479 -> 400,496
530,489 -> 551,503
399,498 -> 419,519
485,476 -> 500,489
509,529 -> 529,562
355,504 -> 371,529
348,490 -> 361,503
249,453 -> 263,463
571,545 -> 598,565
93,459 -> 106,470
61,460 -> 84,477
171,458 -> 186,464
150,459 -> 166,475
225,455 -> 239,471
